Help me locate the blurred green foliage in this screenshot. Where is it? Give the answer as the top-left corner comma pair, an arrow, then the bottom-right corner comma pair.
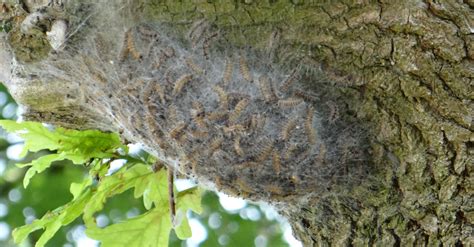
0,83 -> 290,247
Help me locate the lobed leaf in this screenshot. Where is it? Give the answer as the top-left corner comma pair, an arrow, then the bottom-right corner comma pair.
12,190 -> 93,247
0,120 -> 125,186
86,185 -> 202,246
19,153 -> 66,188
83,164 -> 154,228
86,207 -> 171,247
0,120 -> 125,160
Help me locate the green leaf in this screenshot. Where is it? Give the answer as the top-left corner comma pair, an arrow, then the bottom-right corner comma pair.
83,164 -> 153,228
70,176 -> 93,200
174,187 -> 203,239
19,153 -> 66,188
1,120 -> 126,187
12,190 -> 92,247
0,120 -> 125,160
86,185 -> 202,246
0,120 -> 62,157
54,127 -> 125,161
140,169 -> 168,210
176,187 -> 203,215
86,207 -> 171,247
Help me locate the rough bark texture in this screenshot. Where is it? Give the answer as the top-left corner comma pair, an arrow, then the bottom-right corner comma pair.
1,1 -> 473,246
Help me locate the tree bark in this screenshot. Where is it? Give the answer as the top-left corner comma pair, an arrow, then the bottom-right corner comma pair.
1,1 -> 473,246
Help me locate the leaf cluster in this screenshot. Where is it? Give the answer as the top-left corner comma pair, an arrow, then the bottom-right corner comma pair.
0,120 -> 202,247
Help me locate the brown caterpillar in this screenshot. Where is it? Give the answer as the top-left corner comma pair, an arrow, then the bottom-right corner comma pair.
190,129 -> 208,139
272,150 -> 281,175
223,58 -> 233,84
229,98 -> 249,123
279,68 -> 298,92
277,98 -> 303,108
305,107 -> 317,144
213,86 -> 229,109
169,122 -> 187,140
186,58 -> 205,75
258,75 -> 277,102
191,101 -> 205,114
280,119 -> 297,141
118,31 -> 131,61
239,55 -> 252,82
223,124 -> 245,134
191,101 -> 207,129
209,137 -> 224,155
154,83 -> 166,104
256,140 -> 273,162
126,29 -> 141,60
235,178 -> 253,196
207,111 -> 227,122
172,74 -> 192,96
142,80 -> 154,103
248,114 -> 266,131
234,136 -> 245,157
167,104 -> 179,123
192,114 -> 207,129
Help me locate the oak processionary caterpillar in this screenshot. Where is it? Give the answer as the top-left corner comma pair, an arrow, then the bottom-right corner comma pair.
40,18 -> 370,202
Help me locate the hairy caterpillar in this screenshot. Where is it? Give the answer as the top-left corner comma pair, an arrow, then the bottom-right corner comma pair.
213,85 -> 229,109
229,98 -> 249,123
209,137 -> 224,155
222,58 -> 234,84
169,122 -> 187,140
191,108 -> 207,129
256,140 -> 274,162
126,29 -> 141,60
272,151 -> 281,175
234,136 -> 245,157
239,54 -> 252,82
280,119 -> 297,141
305,106 -> 317,144
277,98 -> 303,108
185,58 -> 205,75
172,74 -> 193,96
258,75 -> 277,102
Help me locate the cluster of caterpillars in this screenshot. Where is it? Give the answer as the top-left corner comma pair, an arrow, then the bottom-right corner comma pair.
74,21 -> 363,202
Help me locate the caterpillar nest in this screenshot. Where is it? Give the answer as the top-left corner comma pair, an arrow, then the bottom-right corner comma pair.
22,20 -> 370,203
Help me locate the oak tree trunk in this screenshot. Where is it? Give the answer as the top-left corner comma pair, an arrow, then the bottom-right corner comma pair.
1,1 -> 472,246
